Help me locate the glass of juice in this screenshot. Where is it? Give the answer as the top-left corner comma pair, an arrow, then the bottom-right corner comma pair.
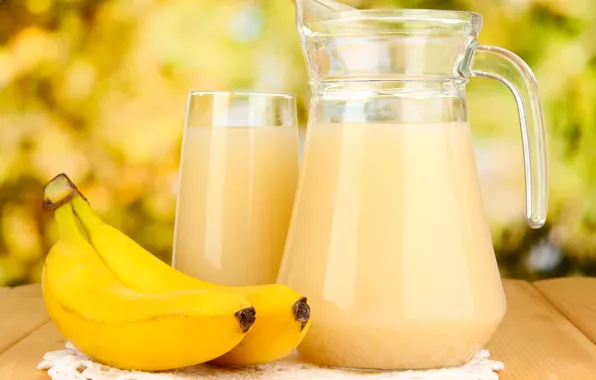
172,91 -> 300,286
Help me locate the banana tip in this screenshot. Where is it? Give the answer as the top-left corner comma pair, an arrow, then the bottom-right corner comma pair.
235,307 -> 256,333
292,297 -> 310,330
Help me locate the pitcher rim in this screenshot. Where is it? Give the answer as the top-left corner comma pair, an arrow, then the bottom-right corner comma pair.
309,8 -> 482,25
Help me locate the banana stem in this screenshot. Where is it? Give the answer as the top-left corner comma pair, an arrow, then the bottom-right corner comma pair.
41,173 -> 101,232
43,173 -> 88,210
71,196 -> 102,230
54,205 -> 86,243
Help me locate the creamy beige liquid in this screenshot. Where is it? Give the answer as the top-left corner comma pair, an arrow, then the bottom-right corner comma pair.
277,121 -> 507,370
173,126 -> 299,286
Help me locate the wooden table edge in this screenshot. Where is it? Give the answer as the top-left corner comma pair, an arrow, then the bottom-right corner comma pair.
2,278 -> 596,380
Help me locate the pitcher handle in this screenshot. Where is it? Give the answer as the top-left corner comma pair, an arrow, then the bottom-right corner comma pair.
469,44 -> 548,229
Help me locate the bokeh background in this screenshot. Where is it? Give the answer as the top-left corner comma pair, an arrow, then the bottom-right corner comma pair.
0,0 -> 595,286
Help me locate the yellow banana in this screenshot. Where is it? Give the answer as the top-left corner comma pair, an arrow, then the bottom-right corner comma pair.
44,173 -> 311,366
41,202 -> 255,371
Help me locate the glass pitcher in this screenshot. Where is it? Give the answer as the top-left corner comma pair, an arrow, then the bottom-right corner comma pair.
277,0 -> 548,371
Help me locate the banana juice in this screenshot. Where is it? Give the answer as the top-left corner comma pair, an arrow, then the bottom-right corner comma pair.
173,126 -> 299,286
277,121 -> 507,369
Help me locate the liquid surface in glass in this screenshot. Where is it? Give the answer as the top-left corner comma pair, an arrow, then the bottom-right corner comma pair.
277,121 -> 507,369
173,126 -> 299,286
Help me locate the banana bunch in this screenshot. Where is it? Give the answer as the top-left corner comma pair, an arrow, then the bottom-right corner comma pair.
42,173 -> 311,371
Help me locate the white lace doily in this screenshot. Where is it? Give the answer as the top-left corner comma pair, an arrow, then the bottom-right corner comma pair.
38,342 -> 503,380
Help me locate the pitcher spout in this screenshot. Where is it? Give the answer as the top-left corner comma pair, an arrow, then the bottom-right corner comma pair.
292,0 -> 356,24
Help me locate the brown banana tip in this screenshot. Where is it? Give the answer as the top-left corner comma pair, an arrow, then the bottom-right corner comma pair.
292,297 -> 310,331
235,307 -> 256,333
42,173 -> 88,211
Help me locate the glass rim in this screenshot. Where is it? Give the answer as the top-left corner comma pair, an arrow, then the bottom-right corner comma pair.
188,90 -> 295,100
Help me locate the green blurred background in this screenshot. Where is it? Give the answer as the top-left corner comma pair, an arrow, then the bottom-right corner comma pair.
0,0 -> 595,286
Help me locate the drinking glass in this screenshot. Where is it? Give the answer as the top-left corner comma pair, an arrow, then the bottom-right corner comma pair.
172,91 -> 300,286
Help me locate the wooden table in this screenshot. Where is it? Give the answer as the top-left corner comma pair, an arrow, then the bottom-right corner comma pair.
1,278 -> 596,379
